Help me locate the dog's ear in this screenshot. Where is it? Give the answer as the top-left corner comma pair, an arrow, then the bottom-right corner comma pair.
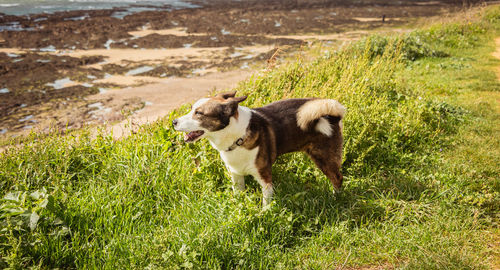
223,95 -> 247,117
216,91 -> 237,100
231,95 -> 247,103
223,95 -> 247,108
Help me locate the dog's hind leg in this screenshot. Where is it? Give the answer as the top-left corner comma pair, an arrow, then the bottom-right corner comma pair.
305,145 -> 343,193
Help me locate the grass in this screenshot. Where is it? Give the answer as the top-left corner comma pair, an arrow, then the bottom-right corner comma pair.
1,6 -> 499,270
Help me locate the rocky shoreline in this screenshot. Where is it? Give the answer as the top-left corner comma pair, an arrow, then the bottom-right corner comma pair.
0,0 -> 461,139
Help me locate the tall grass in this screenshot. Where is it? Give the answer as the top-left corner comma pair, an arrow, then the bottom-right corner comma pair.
1,6 -> 499,269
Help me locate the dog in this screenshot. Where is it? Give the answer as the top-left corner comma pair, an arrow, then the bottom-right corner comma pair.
173,91 -> 345,206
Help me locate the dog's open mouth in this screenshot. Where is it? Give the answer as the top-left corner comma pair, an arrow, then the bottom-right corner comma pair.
184,130 -> 205,142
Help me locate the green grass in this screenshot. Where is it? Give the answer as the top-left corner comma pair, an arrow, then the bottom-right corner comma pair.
1,6 -> 500,269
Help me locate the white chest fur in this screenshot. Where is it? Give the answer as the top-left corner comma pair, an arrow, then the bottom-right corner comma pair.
205,106 -> 258,176
218,146 -> 259,176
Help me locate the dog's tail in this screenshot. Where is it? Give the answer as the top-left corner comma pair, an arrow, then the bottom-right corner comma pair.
296,99 -> 345,137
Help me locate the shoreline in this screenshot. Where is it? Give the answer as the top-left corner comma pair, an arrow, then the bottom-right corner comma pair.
0,0 -> 463,140
0,1 -> 200,17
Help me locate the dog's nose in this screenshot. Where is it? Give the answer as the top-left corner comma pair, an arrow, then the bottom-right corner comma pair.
172,119 -> 178,126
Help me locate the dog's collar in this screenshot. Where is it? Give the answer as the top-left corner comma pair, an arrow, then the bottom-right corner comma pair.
226,135 -> 246,151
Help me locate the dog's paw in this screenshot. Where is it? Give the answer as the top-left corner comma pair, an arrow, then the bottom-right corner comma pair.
261,197 -> 276,210
261,201 -> 274,212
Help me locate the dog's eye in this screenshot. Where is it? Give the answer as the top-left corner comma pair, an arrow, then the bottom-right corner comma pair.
195,111 -> 204,115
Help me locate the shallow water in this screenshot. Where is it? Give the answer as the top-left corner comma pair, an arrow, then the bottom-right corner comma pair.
0,21 -> 36,31
0,0 -> 200,16
88,102 -> 103,109
39,45 -> 56,52
64,13 -> 89,21
18,114 -> 33,122
192,67 -> 206,75
230,52 -> 243,58
104,39 -> 114,50
240,62 -> 249,69
88,102 -> 111,116
111,6 -> 161,19
125,66 -> 154,76
45,77 -> 74,89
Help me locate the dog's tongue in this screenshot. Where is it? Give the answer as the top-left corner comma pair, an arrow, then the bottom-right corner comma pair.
184,130 -> 204,142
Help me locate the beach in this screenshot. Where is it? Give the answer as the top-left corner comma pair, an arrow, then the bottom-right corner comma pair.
0,0 -> 462,139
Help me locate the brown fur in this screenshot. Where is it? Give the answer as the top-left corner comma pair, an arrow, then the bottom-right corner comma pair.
193,94 -> 246,131
243,98 -> 344,190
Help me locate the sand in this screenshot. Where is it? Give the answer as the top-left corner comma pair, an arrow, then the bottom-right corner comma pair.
89,69 -> 252,138
128,27 -> 207,37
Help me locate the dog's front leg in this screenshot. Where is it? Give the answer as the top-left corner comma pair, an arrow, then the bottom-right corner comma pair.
231,172 -> 245,192
253,170 -> 273,207
261,183 -> 273,207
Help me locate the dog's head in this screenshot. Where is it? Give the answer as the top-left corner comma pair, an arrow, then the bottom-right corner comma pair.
172,91 -> 247,142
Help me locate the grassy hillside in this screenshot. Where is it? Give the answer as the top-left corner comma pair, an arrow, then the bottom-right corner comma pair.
1,6 -> 499,269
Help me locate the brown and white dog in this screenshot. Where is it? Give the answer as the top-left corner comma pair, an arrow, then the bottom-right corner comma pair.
173,91 -> 345,206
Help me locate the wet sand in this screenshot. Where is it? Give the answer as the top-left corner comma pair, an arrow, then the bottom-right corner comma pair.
0,0 -> 464,139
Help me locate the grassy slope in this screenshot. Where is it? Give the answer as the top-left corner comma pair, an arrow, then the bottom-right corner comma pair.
1,6 -> 499,270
